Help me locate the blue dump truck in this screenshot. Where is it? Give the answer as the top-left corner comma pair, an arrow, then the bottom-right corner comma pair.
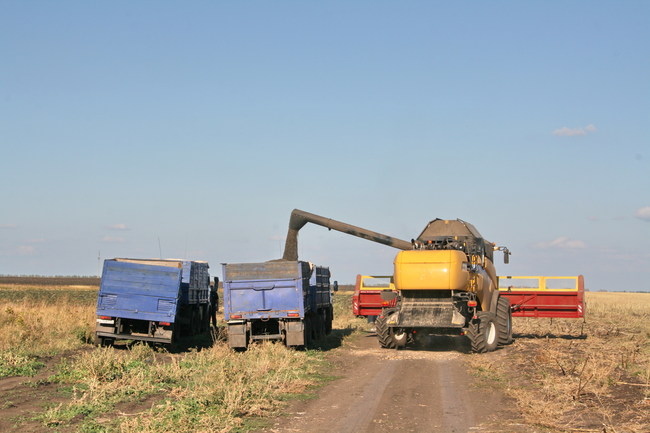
95,258 -> 211,346
223,260 -> 336,349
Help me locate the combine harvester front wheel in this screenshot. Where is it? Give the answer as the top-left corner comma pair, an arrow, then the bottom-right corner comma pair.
467,312 -> 499,353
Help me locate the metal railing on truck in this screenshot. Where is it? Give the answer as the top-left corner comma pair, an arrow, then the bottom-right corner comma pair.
498,275 -> 585,318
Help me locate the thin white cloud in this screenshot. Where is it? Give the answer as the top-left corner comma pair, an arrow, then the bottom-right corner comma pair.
635,206 -> 650,221
0,224 -> 18,229
269,235 -> 284,241
102,236 -> 126,243
17,245 -> 36,255
552,124 -> 597,137
107,223 -> 130,231
535,237 -> 586,249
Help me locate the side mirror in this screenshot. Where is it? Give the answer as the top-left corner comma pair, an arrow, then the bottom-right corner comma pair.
494,246 -> 510,264
333,281 -> 339,292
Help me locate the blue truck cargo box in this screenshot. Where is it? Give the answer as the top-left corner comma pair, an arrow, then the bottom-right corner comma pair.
95,258 -> 211,345
222,260 -> 334,349
97,260 -> 183,323
223,261 -> 314,320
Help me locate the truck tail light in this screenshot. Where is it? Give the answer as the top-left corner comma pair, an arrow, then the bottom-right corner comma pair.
381,301 -> 390,306
159,322 -> 171,326
99,316 -> 111,320
231,314 -> 242,319
287,311 -> 299,317
468,300 -> 478,307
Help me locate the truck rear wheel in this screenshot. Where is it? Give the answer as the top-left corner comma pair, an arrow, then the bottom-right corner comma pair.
201,304 -> 210,333
304,317 -> 312,347
496,296 -> 513,346
376,314 -> 396,349
97,337 -> 114,347
467,312 -> 498,353
313,314 -> 322,341
319,311 -> 327,338
325,307 -> 333,335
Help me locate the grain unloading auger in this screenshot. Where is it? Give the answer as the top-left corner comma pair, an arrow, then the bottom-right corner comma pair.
282,209 -> 513,352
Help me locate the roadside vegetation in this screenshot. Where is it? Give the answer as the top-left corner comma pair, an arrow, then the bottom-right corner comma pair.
468,291 -> 650,432
0,284 -> 97,378
39,343 -> 325,432
0,278 -> 361,432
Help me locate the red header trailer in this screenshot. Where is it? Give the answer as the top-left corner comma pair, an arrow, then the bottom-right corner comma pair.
353,275 -> 398,318
498,275 -> 585,319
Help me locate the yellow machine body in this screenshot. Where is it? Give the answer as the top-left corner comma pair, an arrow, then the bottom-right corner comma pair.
393,250 -> 470,291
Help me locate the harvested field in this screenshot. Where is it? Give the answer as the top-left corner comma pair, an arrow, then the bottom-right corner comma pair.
0,277 -> 648,433
467,291 -> 650,432
0,276 -> 100,287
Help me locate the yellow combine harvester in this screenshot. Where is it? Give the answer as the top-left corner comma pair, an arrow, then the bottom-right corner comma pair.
281,209 -> 512,353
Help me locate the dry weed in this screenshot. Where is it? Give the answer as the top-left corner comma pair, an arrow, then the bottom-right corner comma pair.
469,292 -> 650,432
0,299 -> 95,356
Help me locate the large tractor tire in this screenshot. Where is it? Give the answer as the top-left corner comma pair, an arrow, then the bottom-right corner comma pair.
311,314 -> 321,341
496,296 -> 513,346
304,316 -> 312,347
467,312 -> 498,353
375,314 -> 396,349
190,307 -> 201,336
97,337 -> 114,347
319,311 -> 327,339
325,307 -> 333,335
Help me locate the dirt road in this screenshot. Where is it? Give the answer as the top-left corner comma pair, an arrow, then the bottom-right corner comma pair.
262,333 -> 524,433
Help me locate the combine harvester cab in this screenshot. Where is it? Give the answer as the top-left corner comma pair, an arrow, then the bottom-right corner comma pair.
95,258 -> 211,346
223,260 -> 335,350
498,275 -> 585,318
352,275 -> 398,319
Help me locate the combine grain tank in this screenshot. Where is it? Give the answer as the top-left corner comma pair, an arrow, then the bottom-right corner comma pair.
95,258 -> 211,346
223,260 -> 335,350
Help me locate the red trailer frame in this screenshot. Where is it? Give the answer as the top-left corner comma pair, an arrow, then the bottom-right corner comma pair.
352,275 -> 397,317
499,275 -> 585,318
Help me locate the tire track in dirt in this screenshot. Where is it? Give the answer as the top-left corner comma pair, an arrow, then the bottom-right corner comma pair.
328,360 -> 399,432
262,333 -> 523,433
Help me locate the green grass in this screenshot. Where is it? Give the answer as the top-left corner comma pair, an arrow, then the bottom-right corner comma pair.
0,351 -> 45,377
36,341 -> 332,432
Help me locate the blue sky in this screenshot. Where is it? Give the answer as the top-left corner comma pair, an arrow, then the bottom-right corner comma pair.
1,1 -> 648,290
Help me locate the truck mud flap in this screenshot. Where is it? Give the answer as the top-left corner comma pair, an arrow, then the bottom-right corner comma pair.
283,320 -> 305,347
228,323 -> 247,348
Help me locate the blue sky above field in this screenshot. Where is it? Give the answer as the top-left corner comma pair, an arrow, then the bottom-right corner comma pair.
1,1 -> 648,291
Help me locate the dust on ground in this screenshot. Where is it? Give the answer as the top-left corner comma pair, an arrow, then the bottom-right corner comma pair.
261,332 -> 529,433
